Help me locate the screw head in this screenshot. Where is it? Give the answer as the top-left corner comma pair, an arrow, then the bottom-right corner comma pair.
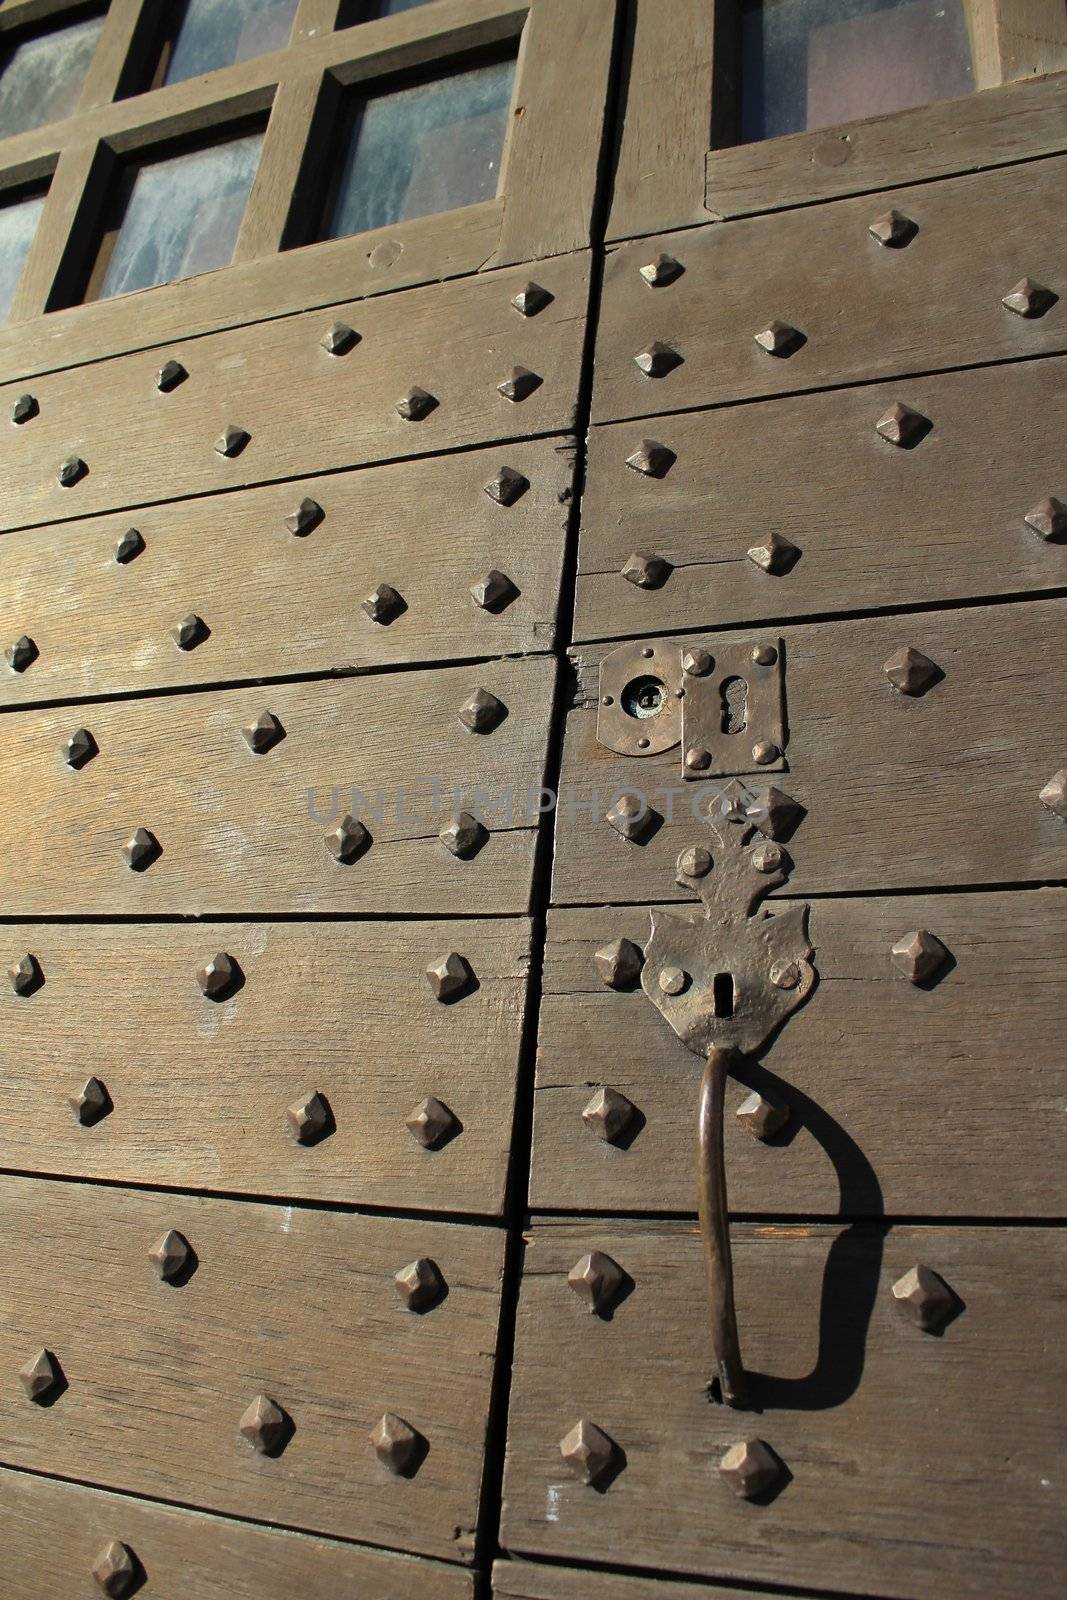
633,341 -> 682,377
239,1394 -> 290,1456
371,1412 -> 423,1475
91,1540 -> 138,1598
753,320 -> 803,357
197,950 -> 239,999
172,612 -> 208,651
582,1085 -> 636,1144
891,1263 -> 957,1331
625,438 -> 675,477
639,252 -> 683,287
676,845 -> 713,881
394,1257 -> 445,1312
621,550 -> 670,589
361,583 -> 405,625
875,401 -> 929,448
737,1090 -> 789,1140
286,1090 -> 332,1145
483,465 -> 529,506
1001,277 -> 1056,318
567,1251 -> 625,1314
439,812 -> 486,858
1024,495 -> 1067,542
19,1347 -> 62,1402
9,952 -> 42,996
70,1076 -> 111,1126
883,646 -> 939,696
156,359 -> 187,392
658,965 -> 689,995
559,1419 -> 616,1485
458,687 -> 505,733
11,392 -> 38,423
769,959 -> 801,990
320,320 -> 358,355
511,281 -> 553,316
594,937 -> 644,989
148,1229 -> 191,1281
498,366 -> 542,402
868,209 -> 916,247
285,497 -> 323,536
891,928 -> 949,984
5,634 -> 37,672
325,813 -> 369,863
719,1438 -> 781,1499
241,710 -> 285,754
605,792 -> 655,842
214,424 -> 249,458
681,647 -> 713,676
58,455 -> 86,487
751,741 -> 780,765
395,386 -> 437,421
470,569 -> 516,610
121,827 -> 160,871
406,1095 -> 458,1149
115,527 -> 145,563
1039,768 -> 1067,820
426,951 -> 471,1001
747,532 -> 800,574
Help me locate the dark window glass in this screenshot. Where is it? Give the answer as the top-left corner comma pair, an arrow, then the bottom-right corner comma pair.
93,131 -> 262,301
0,191 -> 44,322
0,12 -> 104,140
323,56 -> 514,241
337,0 -> 436,22
162,0 -> 299,86
739,0 -> 975,143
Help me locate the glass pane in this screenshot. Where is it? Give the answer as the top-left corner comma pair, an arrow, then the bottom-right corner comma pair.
0,13 -> 104,140
337,0 -> 436,21
98,132 -> 262,301
164,0 -> 299,85
326,57 -> 514,240
0,192 -> 44,324
740,0 -> 975,144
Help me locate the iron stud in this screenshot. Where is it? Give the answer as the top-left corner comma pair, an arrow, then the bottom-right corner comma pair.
242,710 -> 285,754
470,569 -> 516,610
875,401 -> 929,448
172,613 -> 208,651
883,646 -> 939,696
121,827 -> 159,871
239,1394 -> 290,1455
156,359 -> 187,392
20,1348 -> 62,1403
320,321 -> 358,355
458,687 -> 505,733
511,281 -> 553,316
737,1090 -> 789,1140
677,845 -> 713,881
395,386 -> 437,421
498,366 -> 542,402
439,812 -> 486,858
892,1263 -> 957,1331
745,786 -> 802,840
1024,495 -> 1067,541
594,937 -> 644,989
91,1540 -> 138,1598
362,582 -> 405,624
115,528 -> 145,563
753,320 -> 803,357
65,727 -> 97,769
148,1229 -> 191,1282
214,425 -> 249,458
11,393 -> 38,424
891,928 -> 949,984
868,209 -> 916,247
6,634 -> 37,672
484,465 -> 529,506
426,951 -> 471,1001
681,647 -> 712,676
633,341 -> 682,377
719,1438 -> 781,1498
625,439 -> 674,477
622,550 -> 670,589
559,1419 -> 616,1485
71,1076 -> 111,1125
287,1090 -> 331,1145
747,532 -> 800,574
770,959 -> 801,991
197,950 -> 239,999
752,644 -> 778,666
285,497 -> 323,536
605,792 -> 654,841
325,813 -> 369,863
9,952 -> 42,996
639,252 -> 683,287
582,1086 -> 636,1144
751,740 -> 780,765
1039,769 -> 1067,820
371,1412 -> 423,1475
751,841 -> 785,874
685,746 -> 712,772
1001,277 -> 1056,318
394,1258 -> 445,1312
58,455 -> 86,487
567,1252 -> 625,1315
406,1095 -> 458,1149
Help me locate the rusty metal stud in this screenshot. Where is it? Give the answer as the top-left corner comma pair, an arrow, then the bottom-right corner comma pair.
406,1095 -> 458,1149
639,252 -> 683,287
1024,495 -> 1067,541
567,1252 -> 625,1315
395,386 -> 437,421
320,320 -> 358,355
426,951 -> 471,1000
868,208 -> 916,247
625,438 -> 674,478
683,746 -> 711,774
747,532 -> 800,574
470,569 -> 516,610
681,647 -> 713,676
605,792 -> 655,842
582,1085 -> 636,1144
751,841 -> 785,874
1001,277 -> 1055,318
511,281 -> 552,316
172,612 -> 207,651
892,1263 -> 957,1331
737,1090 -> 789,1141
19,1348 -> 62,1403
1039,769 -> 1067,820
752,644 -> 778,666
71,1076 -> 111,1125
498,366 -> 542,402
9,952 -> 42,996
64,727 -> 98,769
658,965 -> 689,995
594,937 -> 644,989
6,633 -> 37,672
875,401 -> 929,448
214,424 -> 249,457
439,812 -> 486,858
559,1419 -> 616,1485
752,741 -> 780,766
361,582 -> 405,624
891,928 -> 950,984
239,1394 -> 290,1455
285,497 -> 323,536
458,686 -> 504,733
371,1412 -> 423,1475
242,710 -> 285,754
115,527 -> 145,563
12,392 -> 38,423
622,550 -> 670,589
91,1540 -> 138,1598
484,465 -> 529,506
677,845 -> 713,881
121,826 -> 159,871
287,1090 -> 331,1145
148,1229 -> 191,1282
156,359 -> 187,392
197,950 -> 239,999
770,959 -> 801,991
753,320 -> 803,357
883,645 -> 939,696
633,341 -> 682,377
58,455 -> 86,486
394,1257 -> 445,1312
325,813 -> 369,863
719,1438 -> 781,1499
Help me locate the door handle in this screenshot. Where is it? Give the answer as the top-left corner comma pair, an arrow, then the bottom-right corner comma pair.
698,1045 -> 747,1408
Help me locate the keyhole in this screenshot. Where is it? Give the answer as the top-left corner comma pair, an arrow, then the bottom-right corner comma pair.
713,972 -> 734,1017
720,676 -> 748,735
622,675 -> 667,720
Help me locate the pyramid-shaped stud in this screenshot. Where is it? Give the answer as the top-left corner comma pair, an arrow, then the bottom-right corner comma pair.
239,1394 -> 290,1455
214,424 -> 249,457
325,813 -> 369,863
621,550 -> 670,589
19,1348 -> 62,1403
747,532 -> 800,574
242,710 -> 285,754
197,950 -> 239,999
567,1251 -> 625,1314
11,392 -> 38,423
891,1263 -> 957,1331
320,320 -> 358,355
172,612 -> 207,650
425,951 -> 471,1001
582,1085 -> 636,1144
625,439 -> 674,477
745,786 -> 805,840
633,341 -> 682,377
121,827 -> 160,871
1039,769 -> 1067,821
594,937 -> 644,989
439,812 -> 487,858
868,208 -> 917,247
1001,277 -> 1056,318
148,1229 -> 191,1282
286,1090 -> 332,1145
483,465 -> 529,506
9,952 -> 42,996
753,320 -> 803,357
510,281 -> 553,316
676,845 -> 713,883
406,1095 -> 458,1149
498,366 -> 542,402
91,1539 -> 138,1598
58,455 -> 86,487
737,1090 -> 789,1141
875,401 -> 929,448
639,252 -> 683,287
394,1257 -> 446,1312
891,928 -> 949,985
362,582 -> 405,624
457,687 -> 505,733
156,358 -> 187,392
285,497 -> 323,536
883,646 -> 939,696
719,1438 -> 781,1499
1024,495 -> 1067,542
70,1076 -> 111,1126
5,633 -> 37,672
559,1419 -> 616,1485
470,569 -> 517,610
395,386 -> 437,421
115,527 -> 145,563
605,793 -> 655,843
370,1411 -> 424,1475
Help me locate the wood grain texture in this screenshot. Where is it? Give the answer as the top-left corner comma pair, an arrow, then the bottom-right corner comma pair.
0,252 -> 588,531
967,0 -> 1067,88
0,1175 -> 503,1559
0,438 -> 571,703
0,919 -> 531,1213
576,359 -> 1067,641
0,655 -> 555,914
531,893 -> 1065,1217
494,1558 -> 769,1599
553,600 -> 1066,905
595,158 -> 1067,422
0,1468 -> 475,1599
502,1220 -> 1066,1598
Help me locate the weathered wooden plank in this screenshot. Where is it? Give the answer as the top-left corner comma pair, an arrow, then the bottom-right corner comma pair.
531,893 -> 1065,1217
0,252 -> 587,530
0,654 -> 555,914
494,1558 -> 769,1599
0,1175 -> 504,1559
0,1468 -> 475,1599
0,918 -> 531,1214
502,1220 -> 1066,1598
576,360 -> 1067,640
966,0 -> 1067,89
596,158 -> 1067,423
552,600 -> 1066,905
0,438 -> 571,704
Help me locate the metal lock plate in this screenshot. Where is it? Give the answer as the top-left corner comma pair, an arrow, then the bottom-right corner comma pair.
596,640 -> 683,756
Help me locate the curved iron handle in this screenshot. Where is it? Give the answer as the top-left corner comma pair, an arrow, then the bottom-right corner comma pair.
697,1044 -> 747,1408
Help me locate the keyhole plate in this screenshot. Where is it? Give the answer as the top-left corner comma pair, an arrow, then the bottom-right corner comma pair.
596,639 -> 683,756
680,636 -> 785,780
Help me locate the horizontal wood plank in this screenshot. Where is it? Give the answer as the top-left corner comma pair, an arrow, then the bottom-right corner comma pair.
494,1558 -> 768,1599
502,1219 -> 1066,1597
0,1175 -> 504,1559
